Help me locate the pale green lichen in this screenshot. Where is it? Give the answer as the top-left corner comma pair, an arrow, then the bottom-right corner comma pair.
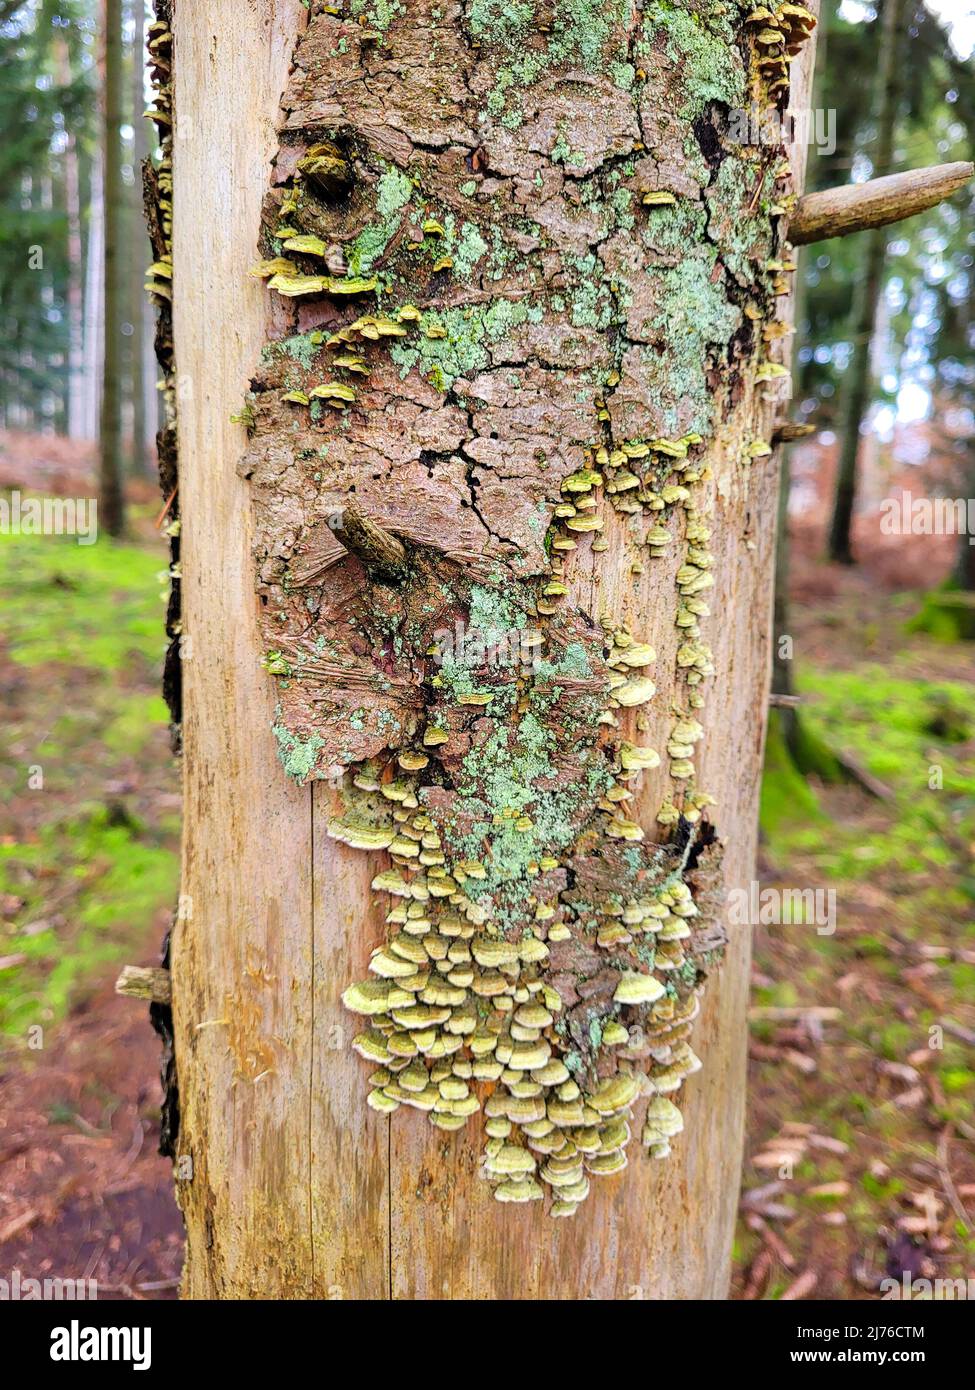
390,297 -> 544,389
636,1 -> 745,116
348,0 -> 404,36
643,249 -> 742,437
272,718 -> 325,783
469,0 -> 632,127
347,167 -> 414,275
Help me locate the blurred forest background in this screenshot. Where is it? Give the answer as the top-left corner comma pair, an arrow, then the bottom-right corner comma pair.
0,0 -> 974,1300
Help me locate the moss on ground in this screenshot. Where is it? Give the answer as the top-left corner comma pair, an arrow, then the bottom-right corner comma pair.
0,521 -> 179,1040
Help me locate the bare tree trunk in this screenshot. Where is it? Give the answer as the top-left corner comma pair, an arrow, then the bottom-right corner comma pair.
54,34 -> 86,441
953,442 -> 975,591
129,0 -> 149,473
99,0 -> 125,535
82,146 -> 103,441
772,5 -> 829,754
170,0 -> 819,1299
827,0 -> 906,565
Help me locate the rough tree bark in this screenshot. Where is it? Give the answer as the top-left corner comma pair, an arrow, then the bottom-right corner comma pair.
827,0 -> 906,566
170,0 -> 819,1299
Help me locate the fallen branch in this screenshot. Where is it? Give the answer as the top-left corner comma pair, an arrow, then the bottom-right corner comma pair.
749,1006 -> 841,1023
789,162 -> 974,245
781,1269 -> 819,1301
834,749 -> 894,801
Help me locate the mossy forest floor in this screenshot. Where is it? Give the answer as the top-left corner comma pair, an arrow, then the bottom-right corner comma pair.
735,554 -> 975,1300
0,489 -> 183,1293
0,464 -> 972,1299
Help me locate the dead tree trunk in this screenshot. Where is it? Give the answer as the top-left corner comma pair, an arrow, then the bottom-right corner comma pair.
169,0 -> 820,1299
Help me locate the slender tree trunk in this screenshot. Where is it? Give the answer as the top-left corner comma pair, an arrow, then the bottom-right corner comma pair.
99,0 -> 125,535
129,0 -> 149,473
954,442 -> 975,591
52,34 -> 86,440
827,0 -> 906,564
773,5 -> 830,752
82,146 -> 103,441
170,0 -> 820,1298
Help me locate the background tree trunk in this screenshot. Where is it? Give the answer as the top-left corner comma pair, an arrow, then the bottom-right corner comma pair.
54,32 -> 86,441
827,0 -> 906,565
128,0 -> 148,473
172,0 -> 819,1299
99,0 -> 125,534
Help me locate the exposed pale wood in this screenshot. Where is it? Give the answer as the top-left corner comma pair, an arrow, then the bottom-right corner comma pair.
173,0 -> 324,1299
790,162 -> 973,245
310,788 -> 390,1299
115,965 -> 171,1003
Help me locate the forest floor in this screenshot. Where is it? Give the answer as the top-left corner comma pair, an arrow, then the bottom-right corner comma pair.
0,434 -> 972,1300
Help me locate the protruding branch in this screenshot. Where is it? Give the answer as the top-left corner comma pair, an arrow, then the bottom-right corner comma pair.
789,161 -> 973,245
772,422 -> 816,445
116,965 -> 172,1004
330,498 -> 407,582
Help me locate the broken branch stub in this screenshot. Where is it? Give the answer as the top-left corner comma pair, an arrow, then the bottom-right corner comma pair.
115,964 -> 172,1005
789,162 -> 974,245
330,498 -> 407,583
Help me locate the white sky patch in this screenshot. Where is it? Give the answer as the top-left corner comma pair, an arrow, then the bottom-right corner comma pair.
897,382 -> 931,422
840,0 -> 975,56
923,0 -> 975,57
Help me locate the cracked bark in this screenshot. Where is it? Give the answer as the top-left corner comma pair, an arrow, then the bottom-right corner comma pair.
172,0 -> 820,1299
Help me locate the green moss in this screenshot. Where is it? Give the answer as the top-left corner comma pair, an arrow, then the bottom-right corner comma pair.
760,714 -> 825,837
907,582 -> 975,642
0,809 -> 178,1036
0,526 -> 166,673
